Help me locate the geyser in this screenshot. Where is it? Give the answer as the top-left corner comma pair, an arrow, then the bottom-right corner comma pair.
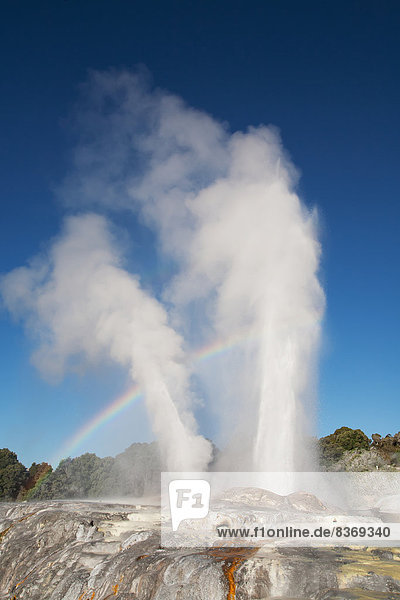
0,215 -> 212,472
0,69 -> 324,472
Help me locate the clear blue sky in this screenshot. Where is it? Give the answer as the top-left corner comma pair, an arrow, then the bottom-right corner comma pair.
1,0 -> 399,467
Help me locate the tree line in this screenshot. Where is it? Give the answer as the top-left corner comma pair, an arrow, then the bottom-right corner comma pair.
1,428 -> 399,501
0,442 -> 160,501
319,427 -> 400,470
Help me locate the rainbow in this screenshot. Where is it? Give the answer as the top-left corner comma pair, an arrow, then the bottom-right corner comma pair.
51,385 -> 144,466
51,329 -> 257,466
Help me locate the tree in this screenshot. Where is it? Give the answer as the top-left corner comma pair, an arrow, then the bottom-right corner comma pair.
18,462 -> 53,500
319,427 -> 371,468
30,443 -> 162,499
0,449 -> 28,500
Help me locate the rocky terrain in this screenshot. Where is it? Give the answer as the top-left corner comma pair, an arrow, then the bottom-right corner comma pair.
1,499 -> 400,600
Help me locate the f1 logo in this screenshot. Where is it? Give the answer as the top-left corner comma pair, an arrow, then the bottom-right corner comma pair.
169,479 -> 210,531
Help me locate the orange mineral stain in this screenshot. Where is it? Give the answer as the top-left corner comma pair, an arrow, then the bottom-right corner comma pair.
0,525 -> 13,541
223,558 -> 243,600
15,576 -> 28,588
206,547 -> 258,600
78,592 -> 95,600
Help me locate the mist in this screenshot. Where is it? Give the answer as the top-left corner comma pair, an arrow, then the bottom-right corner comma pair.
0,214 -> 211,471
1,69 -> 324,471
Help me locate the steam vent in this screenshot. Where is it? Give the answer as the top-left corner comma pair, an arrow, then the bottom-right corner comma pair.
1,500 -> 400,599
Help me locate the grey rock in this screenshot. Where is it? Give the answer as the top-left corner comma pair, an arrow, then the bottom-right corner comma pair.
1,501 -> 400,600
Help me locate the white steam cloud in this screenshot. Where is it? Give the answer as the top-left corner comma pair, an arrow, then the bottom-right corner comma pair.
1,69 -> 325,471
0,214 -> 211,471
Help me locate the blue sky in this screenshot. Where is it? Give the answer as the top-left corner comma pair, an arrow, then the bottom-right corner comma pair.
1,1 -> 399,467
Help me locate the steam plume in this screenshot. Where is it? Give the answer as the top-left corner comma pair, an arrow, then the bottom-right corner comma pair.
0,214 -> 211,471
1,69 -> 325,471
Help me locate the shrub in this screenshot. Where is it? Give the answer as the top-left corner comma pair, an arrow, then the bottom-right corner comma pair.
0,449 -> 28,500
319,427 -> 371,468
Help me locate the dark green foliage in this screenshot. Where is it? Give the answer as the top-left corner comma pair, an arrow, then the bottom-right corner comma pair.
28,462 -> 42,479
30,443 -> 161,500
18,462 -> 53,500
0,449 -> 28,500
30,458 -> 73,499
112,442 -> 160,497
86,456 -> 115,497
319,427 -> 371,468
31,454 -> 110,499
